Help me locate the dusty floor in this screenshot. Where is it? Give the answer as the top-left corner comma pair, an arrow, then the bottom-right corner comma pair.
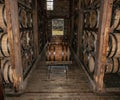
6,54 -> 120,100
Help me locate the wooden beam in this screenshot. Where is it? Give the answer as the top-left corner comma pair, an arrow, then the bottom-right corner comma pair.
5,0 -> 23,91
93,0 -> 113,92
70,0 -> 75,42
78,0 -> 84,59
77,0 -> 83,57
32,0 -> 39,57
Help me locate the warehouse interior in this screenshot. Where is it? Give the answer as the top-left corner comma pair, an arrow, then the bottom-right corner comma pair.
0,0 -> 120,99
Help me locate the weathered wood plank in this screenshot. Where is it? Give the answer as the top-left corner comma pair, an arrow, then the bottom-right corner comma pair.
32,0 -> 39,57
5,0 -> 23,91
77,0 -> 84,57
94,0 -> 113,92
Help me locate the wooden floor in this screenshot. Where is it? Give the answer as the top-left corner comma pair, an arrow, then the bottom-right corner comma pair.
6,53 -> 120,100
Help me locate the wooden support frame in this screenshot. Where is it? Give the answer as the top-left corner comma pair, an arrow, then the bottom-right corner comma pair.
5,0 -> 23,91
32,0 -> 39,57
77,0 -> 84,57
70,0 -> 75,42
93,0 -> 113,92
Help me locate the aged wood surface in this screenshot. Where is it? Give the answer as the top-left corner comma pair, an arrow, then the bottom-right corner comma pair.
6,51 -> 120,100
77,0 -> 84,58
94,0 -> 113,92
5,0 -> 23,90
32,0 -> 39,57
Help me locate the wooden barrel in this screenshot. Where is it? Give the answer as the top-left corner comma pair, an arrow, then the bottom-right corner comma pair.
83,50 -> 89,66
82,30 -> 89,50
84,12 -> 90,28
29,31 -> 34,47
1,59 -> 13,84
0,33 -> 10,57
105,58 -> 120,73
88,54 -> 95,73
88,55 -> 120,73
21,31 -> 31,50
89,10 -> 99,28
0,4 -> 6,31
87,31 -> 97,52
46,43 -> 70,61
91,0 -> 100,7
107,33 -> 120,58
27,12 -> 32,27
19,8 -> 27,28
82,31 -> 97,52
22,51 -> 29,71
27,48 -> 34,65
50,36 -> 64,43
111,8 -> 120,30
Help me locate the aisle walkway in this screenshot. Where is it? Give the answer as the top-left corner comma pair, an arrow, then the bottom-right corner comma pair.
6,54 -> 120,100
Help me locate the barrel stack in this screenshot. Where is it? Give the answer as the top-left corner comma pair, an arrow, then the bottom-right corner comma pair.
46,36 -> 72,79
46,36 -> 71,64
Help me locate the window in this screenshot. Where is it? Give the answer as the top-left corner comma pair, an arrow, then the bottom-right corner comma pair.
47,0 -> 54,10
52,19 -> 64,36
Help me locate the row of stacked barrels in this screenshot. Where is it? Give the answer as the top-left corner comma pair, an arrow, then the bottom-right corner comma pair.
83,32 -> 120,73
0,0 -> 33,84
0,3 -> 33,32
83,0 -> 120,30
83,0 -> 100,29
0,32 -> 34,84
20,30 -> 34,72
0,31 -> 33,57
18,0 -> 34,72
0,1 -> 13,85
82,0 -> 120,74
46,36 -> 71,61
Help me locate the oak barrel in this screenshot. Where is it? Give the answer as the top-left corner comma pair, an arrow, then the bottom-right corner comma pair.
89,10 -> 99,28
82,30 -> 89,50
46,43 -> 70,61
111,8 -> 120,30
88,55 -> 120,73
19,8 -> 27,28
88,54 -> 95,73
50,36 -> 65,44
83,50 -> 89,66
105,58 -> 120,73
84,12 -> 90,28
1,59 -> 13,84
82,31 -> 97,52
87,31 -> 97,52
21,31 -> 32,50
107,33 -> 120,57
0,33 -> 10,57
22,51 -> 29,71
0,4 -> 6,31
27,12 -> 32,27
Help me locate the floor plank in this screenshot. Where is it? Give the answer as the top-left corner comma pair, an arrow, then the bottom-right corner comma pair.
6,53 -> 120,100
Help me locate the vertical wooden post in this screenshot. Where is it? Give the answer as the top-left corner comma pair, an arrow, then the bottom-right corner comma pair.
33,0 -> 39,57
93,0 -> 113,92
5,0 -> 23,91
78,0 -> 84,59
70,0 -> 74,42
77,0 -> 83,57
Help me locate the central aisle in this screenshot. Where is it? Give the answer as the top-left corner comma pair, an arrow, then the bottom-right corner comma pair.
6,52 -> 120,100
